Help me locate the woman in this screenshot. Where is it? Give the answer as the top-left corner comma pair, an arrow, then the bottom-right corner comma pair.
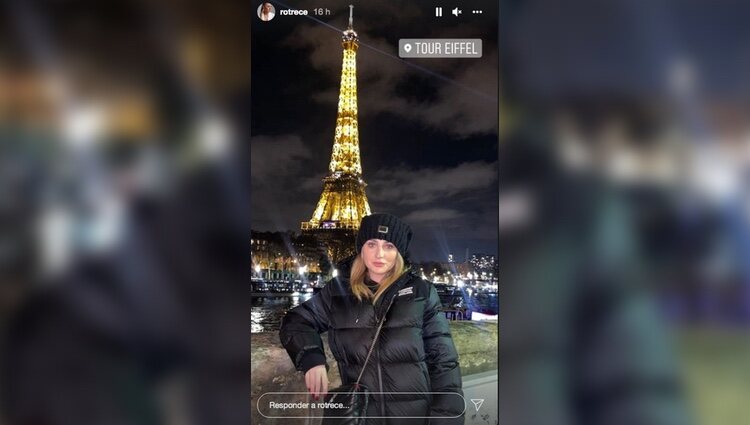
280,214 -> 465,424
258,2 -> 275,21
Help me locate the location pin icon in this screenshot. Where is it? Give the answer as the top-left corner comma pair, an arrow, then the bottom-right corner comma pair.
404,43 -> 412,53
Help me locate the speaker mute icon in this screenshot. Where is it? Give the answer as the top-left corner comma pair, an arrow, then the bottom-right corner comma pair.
471,399 -> 485,411
452,7 -> 462,16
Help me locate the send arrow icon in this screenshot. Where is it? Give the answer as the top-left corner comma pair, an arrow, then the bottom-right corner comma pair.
471,399 -> 484,411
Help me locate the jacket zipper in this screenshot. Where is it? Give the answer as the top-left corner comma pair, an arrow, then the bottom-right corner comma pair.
377,347 -> 385,420
371,302 -> 386,420
374,294 -> 397,423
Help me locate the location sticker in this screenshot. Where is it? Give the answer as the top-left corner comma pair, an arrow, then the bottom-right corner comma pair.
398,39 -> 482,58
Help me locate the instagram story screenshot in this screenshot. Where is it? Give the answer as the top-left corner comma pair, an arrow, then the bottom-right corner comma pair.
3,1 -> 750,425
250,1 -> 499,424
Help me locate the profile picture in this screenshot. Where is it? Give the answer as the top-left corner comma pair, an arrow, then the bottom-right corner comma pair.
257,2 -> 275,21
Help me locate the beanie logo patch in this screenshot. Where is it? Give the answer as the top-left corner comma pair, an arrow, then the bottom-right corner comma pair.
377,225 -> 388,234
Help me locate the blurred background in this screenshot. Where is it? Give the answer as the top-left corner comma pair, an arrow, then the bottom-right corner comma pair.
1,0 -> 749,424
499,0 -> 750,424
0,0 -> 250,424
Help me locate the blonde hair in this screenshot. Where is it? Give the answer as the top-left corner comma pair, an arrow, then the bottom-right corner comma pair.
350,252 -> 408,304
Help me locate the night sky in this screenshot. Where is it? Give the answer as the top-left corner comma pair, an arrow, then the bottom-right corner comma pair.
250,0 -> 498,262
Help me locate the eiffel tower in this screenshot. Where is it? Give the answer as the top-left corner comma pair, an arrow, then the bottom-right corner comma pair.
302,5 -> 371,263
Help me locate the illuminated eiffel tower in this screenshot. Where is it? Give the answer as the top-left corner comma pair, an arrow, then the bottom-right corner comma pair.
302,5 -> 371,263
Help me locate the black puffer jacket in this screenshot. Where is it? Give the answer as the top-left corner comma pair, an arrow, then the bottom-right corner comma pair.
279,260 -> 465,424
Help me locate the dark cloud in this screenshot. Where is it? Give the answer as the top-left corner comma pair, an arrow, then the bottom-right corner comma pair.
250,134 -> 313,181
403,208 -> 463,222
410,52 -> 498,137
250,134 -> 319,231
300,173 -> 326,192
285,17 -> 498,138
368,161 -> 497,205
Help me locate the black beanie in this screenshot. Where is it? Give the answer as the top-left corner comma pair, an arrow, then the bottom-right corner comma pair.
356,213 -> 413,255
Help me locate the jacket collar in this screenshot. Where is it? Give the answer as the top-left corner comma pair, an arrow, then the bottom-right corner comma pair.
373,270 -> 417,314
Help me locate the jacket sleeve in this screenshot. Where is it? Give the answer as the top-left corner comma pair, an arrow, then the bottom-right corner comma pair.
422,283 -> 465,424
279,282 -> 333,373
